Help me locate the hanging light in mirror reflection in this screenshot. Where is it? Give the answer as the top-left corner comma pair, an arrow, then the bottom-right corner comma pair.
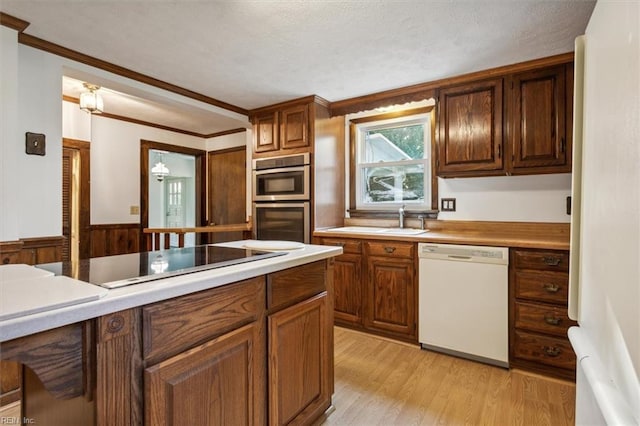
150,255 -> 169,274
79,83 -> 104,114
152,152 -> 170,181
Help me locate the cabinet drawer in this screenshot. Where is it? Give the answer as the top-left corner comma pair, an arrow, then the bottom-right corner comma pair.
514,270 -> 569,304
513,330 -> 576,371
321,238 -> 362,254
365,241 -> 414,259
268,260 -> 326,311
513,249 -> 569,272
143,277 -> 264,363
515,301 -> 576,337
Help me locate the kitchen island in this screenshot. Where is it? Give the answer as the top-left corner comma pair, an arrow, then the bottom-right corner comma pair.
0,241 -> 341,425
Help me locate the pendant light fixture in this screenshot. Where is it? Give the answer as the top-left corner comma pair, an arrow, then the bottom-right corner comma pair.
151,152 -> 170,182
79,83 -> 104,114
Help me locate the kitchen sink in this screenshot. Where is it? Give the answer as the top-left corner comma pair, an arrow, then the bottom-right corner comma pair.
328,226 -> 427,235
378,228 -> 428,235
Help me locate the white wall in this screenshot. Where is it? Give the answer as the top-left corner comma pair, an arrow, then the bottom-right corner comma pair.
577,1 -> 640,421
205,131 -> 247,151
0,27 -> 20,241
437,174 -> 572,222
62,100 -> 91,141
15,42 -> 64,239
89,115 -> 205,224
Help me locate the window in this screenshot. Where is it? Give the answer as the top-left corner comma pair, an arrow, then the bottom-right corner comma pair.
350,107 -> 435,211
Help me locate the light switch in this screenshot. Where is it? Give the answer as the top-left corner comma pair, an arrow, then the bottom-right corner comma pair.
441,198 -> 456,212
130,206 -> 140,215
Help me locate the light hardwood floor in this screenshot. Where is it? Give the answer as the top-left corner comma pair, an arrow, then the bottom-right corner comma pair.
323,327 -> 576,426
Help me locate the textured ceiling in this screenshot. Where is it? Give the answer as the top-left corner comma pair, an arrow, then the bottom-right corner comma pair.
3,1 -> 596,134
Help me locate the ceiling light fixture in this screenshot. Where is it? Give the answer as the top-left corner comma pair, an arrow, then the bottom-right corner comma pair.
79,83 -> 104,114
151,152 -> 170,182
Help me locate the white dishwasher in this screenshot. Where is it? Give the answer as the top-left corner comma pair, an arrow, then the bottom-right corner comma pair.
418,243 -> 509,367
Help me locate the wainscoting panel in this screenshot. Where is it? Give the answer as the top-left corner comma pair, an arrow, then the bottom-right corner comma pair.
90,224 -> 141,257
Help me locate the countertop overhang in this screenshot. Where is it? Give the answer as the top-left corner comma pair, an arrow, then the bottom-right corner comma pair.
0,241 -> 342,342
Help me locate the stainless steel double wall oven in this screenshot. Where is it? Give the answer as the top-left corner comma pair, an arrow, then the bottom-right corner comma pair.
252,153 -> 310,243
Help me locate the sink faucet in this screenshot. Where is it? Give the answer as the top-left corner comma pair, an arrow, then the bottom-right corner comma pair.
398,204 -> 405,229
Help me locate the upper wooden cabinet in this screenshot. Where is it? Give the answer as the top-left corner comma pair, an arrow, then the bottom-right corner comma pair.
254,111 -> 279,153
280,104 -> 309,150
436,62 -> 572,177
437,78 -> 504,176
509,66 -> 569,173
251,99 -> 314,157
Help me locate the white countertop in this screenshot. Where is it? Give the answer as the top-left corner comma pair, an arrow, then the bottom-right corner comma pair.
0,241 -> 342,342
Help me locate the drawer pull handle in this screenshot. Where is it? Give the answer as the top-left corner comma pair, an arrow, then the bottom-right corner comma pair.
334,242 -> 346,247
543,283 -> 560,293
544,346 -> 562,357
544,315 -> 562,326
384,247 -> 396,254
542,256 -> 562,266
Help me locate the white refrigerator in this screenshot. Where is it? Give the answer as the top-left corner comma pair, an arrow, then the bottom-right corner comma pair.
568,1 -> 640,425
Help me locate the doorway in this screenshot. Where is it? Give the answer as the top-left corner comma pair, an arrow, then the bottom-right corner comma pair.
62,138 -> 90,260
140,140 -> 206,249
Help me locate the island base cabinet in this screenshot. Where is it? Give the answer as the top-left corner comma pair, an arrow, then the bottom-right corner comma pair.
145,323 -> 264,426
269,292 -> 331,426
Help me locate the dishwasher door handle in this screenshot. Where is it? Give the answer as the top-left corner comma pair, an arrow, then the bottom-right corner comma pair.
447,255 -> 473,260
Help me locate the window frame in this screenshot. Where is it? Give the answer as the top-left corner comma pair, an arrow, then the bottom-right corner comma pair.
348,106 -> 438,213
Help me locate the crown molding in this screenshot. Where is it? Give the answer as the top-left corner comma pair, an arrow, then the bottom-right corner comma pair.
64,95 -> 212,138
2,12 -> 248,119
330,51 -> 575,117
0,12 -> 30,32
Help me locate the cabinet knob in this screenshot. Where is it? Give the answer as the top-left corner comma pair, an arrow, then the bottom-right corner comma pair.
542,256 -> 561,266
384,247 -> 396,254
543,346 -> 562,357
544,315 -> 562,326
543,283 -> 560,293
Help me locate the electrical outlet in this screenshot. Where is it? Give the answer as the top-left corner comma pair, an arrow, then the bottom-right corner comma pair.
441,198 -> 456,212
130,205 -> 140,215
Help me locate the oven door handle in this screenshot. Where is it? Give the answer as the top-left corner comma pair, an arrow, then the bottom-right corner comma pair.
253,166 -> 307,175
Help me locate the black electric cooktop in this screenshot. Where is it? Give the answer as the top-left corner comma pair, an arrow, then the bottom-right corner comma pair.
37,245 -> 286,289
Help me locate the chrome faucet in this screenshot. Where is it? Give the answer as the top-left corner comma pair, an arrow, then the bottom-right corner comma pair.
398,204 -> 405,229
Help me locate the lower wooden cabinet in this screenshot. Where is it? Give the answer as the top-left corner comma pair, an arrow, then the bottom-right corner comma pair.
320,237 -> 417,343
9,261 -> 334,426
365,255 -> 415,339
268,293 -> 331,425
509,248 -> 576,380
145,323 -> 262,426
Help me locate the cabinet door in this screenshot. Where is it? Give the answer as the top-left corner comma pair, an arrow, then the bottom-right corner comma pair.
145,323 -> 264,426
365,256 -> 416,339
437,78 -> 504,176
254,111 -> 279,153
280,104 -> 309,150
269,293 -> 331,426
333,253 -> 363,326
510,65 -> 568,171
0,361 -> 21,406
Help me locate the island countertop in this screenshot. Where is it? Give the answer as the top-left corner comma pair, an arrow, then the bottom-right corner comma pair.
0,240 -> 342,342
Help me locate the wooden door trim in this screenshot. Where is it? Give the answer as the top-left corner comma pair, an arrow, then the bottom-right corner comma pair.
140,140 -> 207,249
63,138 -> 91,259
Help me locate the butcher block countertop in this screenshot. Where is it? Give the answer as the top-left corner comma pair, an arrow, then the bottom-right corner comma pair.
314,219 -> 570,251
